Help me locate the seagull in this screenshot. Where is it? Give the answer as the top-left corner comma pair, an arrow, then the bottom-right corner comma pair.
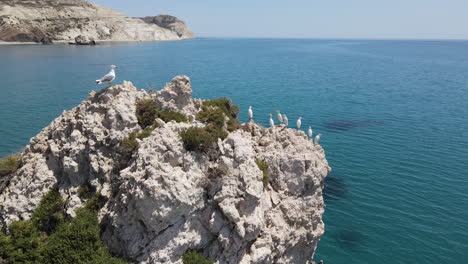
96,65 -> 118,86
314,133 -> 322,145
283,114 -> 288,127
191,114 -> 202,125
276,110 -> 283,124
296,117 -> 302,129
308,126 -> 313,138
269,113 -> 275,128
248,106 -> 253,120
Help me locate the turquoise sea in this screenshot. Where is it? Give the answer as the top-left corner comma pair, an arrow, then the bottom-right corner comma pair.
0,39 -> 467,263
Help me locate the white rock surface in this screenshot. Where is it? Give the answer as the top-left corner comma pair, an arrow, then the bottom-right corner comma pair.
0,0 -> 194,43
0,75 -> 330,264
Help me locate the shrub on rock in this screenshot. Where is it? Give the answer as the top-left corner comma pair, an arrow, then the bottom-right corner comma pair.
136,99 -> 159,128
182,251 -> 213,264
0,154 -> 21,177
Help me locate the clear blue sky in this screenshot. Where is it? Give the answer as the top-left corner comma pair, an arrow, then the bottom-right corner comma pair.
91,0 -> 468,39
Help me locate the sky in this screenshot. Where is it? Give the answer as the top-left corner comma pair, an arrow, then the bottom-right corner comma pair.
91,0 -> 468,40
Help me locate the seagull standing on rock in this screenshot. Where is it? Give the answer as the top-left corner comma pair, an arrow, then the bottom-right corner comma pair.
283,114 -> 288,127
276,110 -> 283,124
314,133 -> 322,145
308,126 -> 313,138
248,106 -> 253,120
269,113 -> 275,128
96,65 -> 118,86
297,117 -> 302,129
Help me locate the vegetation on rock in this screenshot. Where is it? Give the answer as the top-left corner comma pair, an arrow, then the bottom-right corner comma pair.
121,123 -> 160,152
181,98 -> 239,152
136,99 -> 159,129
157,110 -> 188,123
182,251 -> 214,264
256,159 -> 269,188
0,154 -> 21,177
0,190 -> 127,264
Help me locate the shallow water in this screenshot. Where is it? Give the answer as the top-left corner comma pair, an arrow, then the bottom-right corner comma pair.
0,39 -> 467,263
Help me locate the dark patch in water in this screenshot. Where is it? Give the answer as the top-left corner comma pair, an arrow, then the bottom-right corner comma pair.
334,230 -> 366,248
323,172 -> 347,201
324,119 -> 384,131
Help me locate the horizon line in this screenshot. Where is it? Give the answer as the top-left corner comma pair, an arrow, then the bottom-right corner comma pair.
194,36 -> 468,41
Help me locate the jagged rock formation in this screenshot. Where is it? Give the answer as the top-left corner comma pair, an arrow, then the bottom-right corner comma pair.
0,0 -> 194,43
0,76 -> 330,264
141,15 -> 194,39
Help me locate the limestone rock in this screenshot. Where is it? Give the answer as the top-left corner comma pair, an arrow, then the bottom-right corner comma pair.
0,75 -> 330,264
0,0 -> 194,43
71,34 -> 96,45
141,15 -> 194,39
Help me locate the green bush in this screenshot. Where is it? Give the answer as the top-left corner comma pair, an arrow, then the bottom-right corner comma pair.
41,197 -> 124,264
78,183 -> 96,200
0,191 -> 126,264
256,160 -> 269,188
202,98 -> 239,119
121,123 -> 160,152
4,220 -> 46,263
157,110 -> 188,123
136,99 -> 159,128
0,154 -> 21,177
196,106 -> 226,128
180,127 -> 215,152
227,118 -> 241,132
30,189 -> 66,234
182,251 -> 213,264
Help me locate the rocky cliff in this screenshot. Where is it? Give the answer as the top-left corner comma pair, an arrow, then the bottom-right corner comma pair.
0,76 -> 330,264
0,0 -> 194,43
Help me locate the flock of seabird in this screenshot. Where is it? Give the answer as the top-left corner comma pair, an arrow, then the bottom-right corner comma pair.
249,106 -> 322,145
95,65 -> 322,145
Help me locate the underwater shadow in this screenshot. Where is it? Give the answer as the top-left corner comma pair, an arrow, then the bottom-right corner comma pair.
324,119 -> 384,131
334,230 -> 366,249
323,172 -> 347,202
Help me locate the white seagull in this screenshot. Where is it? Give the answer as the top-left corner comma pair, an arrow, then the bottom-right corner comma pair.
314,133 -> 322,145
96,65 -> 118,86
283,114 -> 288,127
276,110 -> 283,124
296,117 -> 302,129
308,126 -> 313,138
269,113 -> 275,128
248,106 -> 253,120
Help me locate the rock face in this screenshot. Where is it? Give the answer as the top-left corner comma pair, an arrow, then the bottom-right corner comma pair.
70,34 -> 95,45
141,15 -> 194,39
0,0 -> 194,43
0,76 -> 330,264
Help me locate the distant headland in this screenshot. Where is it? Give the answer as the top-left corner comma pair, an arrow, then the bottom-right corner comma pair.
0,0 -> 194,44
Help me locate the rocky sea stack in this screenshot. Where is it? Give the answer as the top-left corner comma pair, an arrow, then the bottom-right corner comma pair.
0,0 -> 194,43
0,76 -> 330,264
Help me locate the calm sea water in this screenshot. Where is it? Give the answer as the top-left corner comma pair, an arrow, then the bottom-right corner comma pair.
0,39 -> 467,263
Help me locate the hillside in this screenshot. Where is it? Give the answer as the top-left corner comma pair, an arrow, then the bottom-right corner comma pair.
0,0 -> 194,43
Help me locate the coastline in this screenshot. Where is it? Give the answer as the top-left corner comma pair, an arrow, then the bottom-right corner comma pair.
0,38 -> 194,46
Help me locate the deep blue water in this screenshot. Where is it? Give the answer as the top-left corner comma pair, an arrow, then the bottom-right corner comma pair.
1,39 -> 467,263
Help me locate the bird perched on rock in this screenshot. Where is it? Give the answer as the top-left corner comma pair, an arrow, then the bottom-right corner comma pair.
248,106 -> 253,120
314,133 -> 322,145
283,114 -> 288,127
296,117 -> 302,129
276,110 -> 283,124
96,65 -> 118,86
269,113 -> 275,128
190,114 -> 202,125
308,126 -> 313,138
